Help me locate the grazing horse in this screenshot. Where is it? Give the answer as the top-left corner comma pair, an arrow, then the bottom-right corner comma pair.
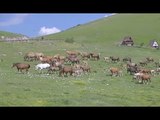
133,72 -> 144,80
139,69 -> 151,74
90,53 -> 100,60
109,67 -> 121,76
155,62 -> 160,67
80,65 -> 91,73
66,51 -> 80,56
72,67 -> 84,77
24,52 -> 44,61
24,52 -> 36,61
34,52 -> 44,60
59,66 -> 74,77
48,66 -> 60,74
104,57 -> 110,62
35,63 -> 50,73
146,57 -> 154,63
39,57 -> 50,64
127,66 -> 139,75
80,52 -> 91,60
127,62 -> 137,68
140,74 -> 151,84
12,63 -> 30,73
156,68 -> 160,75
122,57 -> 131,63
66,56 -> 80,65
139,61 -> 147,66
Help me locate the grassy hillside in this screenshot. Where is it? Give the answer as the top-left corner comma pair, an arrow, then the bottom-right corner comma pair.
0,31 -> 25,38
0,40 -> 160,106
44,14 -> 160,45
0,14 -> 160,106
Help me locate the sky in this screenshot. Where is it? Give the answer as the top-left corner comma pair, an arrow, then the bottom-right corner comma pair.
0,13 -> 116,38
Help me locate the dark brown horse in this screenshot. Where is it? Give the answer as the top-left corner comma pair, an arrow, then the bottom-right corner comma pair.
122,57 -> 131,63
12,63 -> 30,73
110,56 -> 120,63
146,57 -> 154,63
59,65 -> 74,77
90,53 -> 100,60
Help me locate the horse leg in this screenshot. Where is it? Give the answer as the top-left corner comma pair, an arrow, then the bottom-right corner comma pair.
20,69 -> 23,73
48,69 -> 51,74
144,80 -> 147,84
26,69 -> 29,74
59,70 -> 62,76
59,70 -> 63,77
141,79 -> 144,84
116,72 -> 118,77
17,68 -> 19,72
111,72 -> 113,77
147,79 -> 149,84
146,80 -> 148,84
70,71 -> 73,76
65,72 -> 67,77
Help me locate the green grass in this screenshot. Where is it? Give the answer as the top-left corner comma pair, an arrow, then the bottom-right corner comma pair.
0,14 -> 160,106
0,40 -> 160,106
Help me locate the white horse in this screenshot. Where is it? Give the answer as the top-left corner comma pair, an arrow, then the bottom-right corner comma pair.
35,63 -> 50,73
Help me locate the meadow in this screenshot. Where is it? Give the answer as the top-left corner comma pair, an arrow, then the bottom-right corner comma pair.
1,14 -> 160,106
0,39 -> 160,106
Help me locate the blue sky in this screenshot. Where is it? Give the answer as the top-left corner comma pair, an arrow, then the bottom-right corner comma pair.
0,13 -> 115,37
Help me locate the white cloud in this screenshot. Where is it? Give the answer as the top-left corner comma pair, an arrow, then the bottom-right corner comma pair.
0,14 -> 29,26
39,26 -> 61,36
104,13 -> 116,18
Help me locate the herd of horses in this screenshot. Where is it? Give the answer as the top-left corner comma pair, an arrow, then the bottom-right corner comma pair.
12,50 -> 160,84
12,51 -> 93,76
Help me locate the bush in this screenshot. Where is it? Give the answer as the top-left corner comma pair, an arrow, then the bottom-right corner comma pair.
140,43 -> 144,47
65,37 -> 74,43
41,36 -> 44,40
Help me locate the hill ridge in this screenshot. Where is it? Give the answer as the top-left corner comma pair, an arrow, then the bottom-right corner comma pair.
42,14 -> 160,45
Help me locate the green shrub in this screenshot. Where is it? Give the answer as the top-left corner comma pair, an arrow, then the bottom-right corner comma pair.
140,43 -> 144,47
65,37 -> 74,43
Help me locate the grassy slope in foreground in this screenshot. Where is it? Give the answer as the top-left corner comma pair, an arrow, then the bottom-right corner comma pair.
44,14 -> 160,45
0,40 -> 160,106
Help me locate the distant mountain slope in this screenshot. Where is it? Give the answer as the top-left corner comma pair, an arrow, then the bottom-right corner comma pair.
0,31 -> 25,37
43,14 -> 160,45
0,31 -> 29,40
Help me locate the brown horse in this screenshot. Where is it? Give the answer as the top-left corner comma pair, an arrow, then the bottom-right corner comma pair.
59,66 -> 74,77
146,57 -> 154,63
109,67 -> 120,76
12,63 -> 30,73
90,53 -> 100,60
140,74 -> 151,84
110,56 -> 120,63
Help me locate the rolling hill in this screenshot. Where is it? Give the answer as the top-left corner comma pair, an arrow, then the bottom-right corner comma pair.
0,31 -> 29,41
43,14 -> 160,45
0,31 -> 26,37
